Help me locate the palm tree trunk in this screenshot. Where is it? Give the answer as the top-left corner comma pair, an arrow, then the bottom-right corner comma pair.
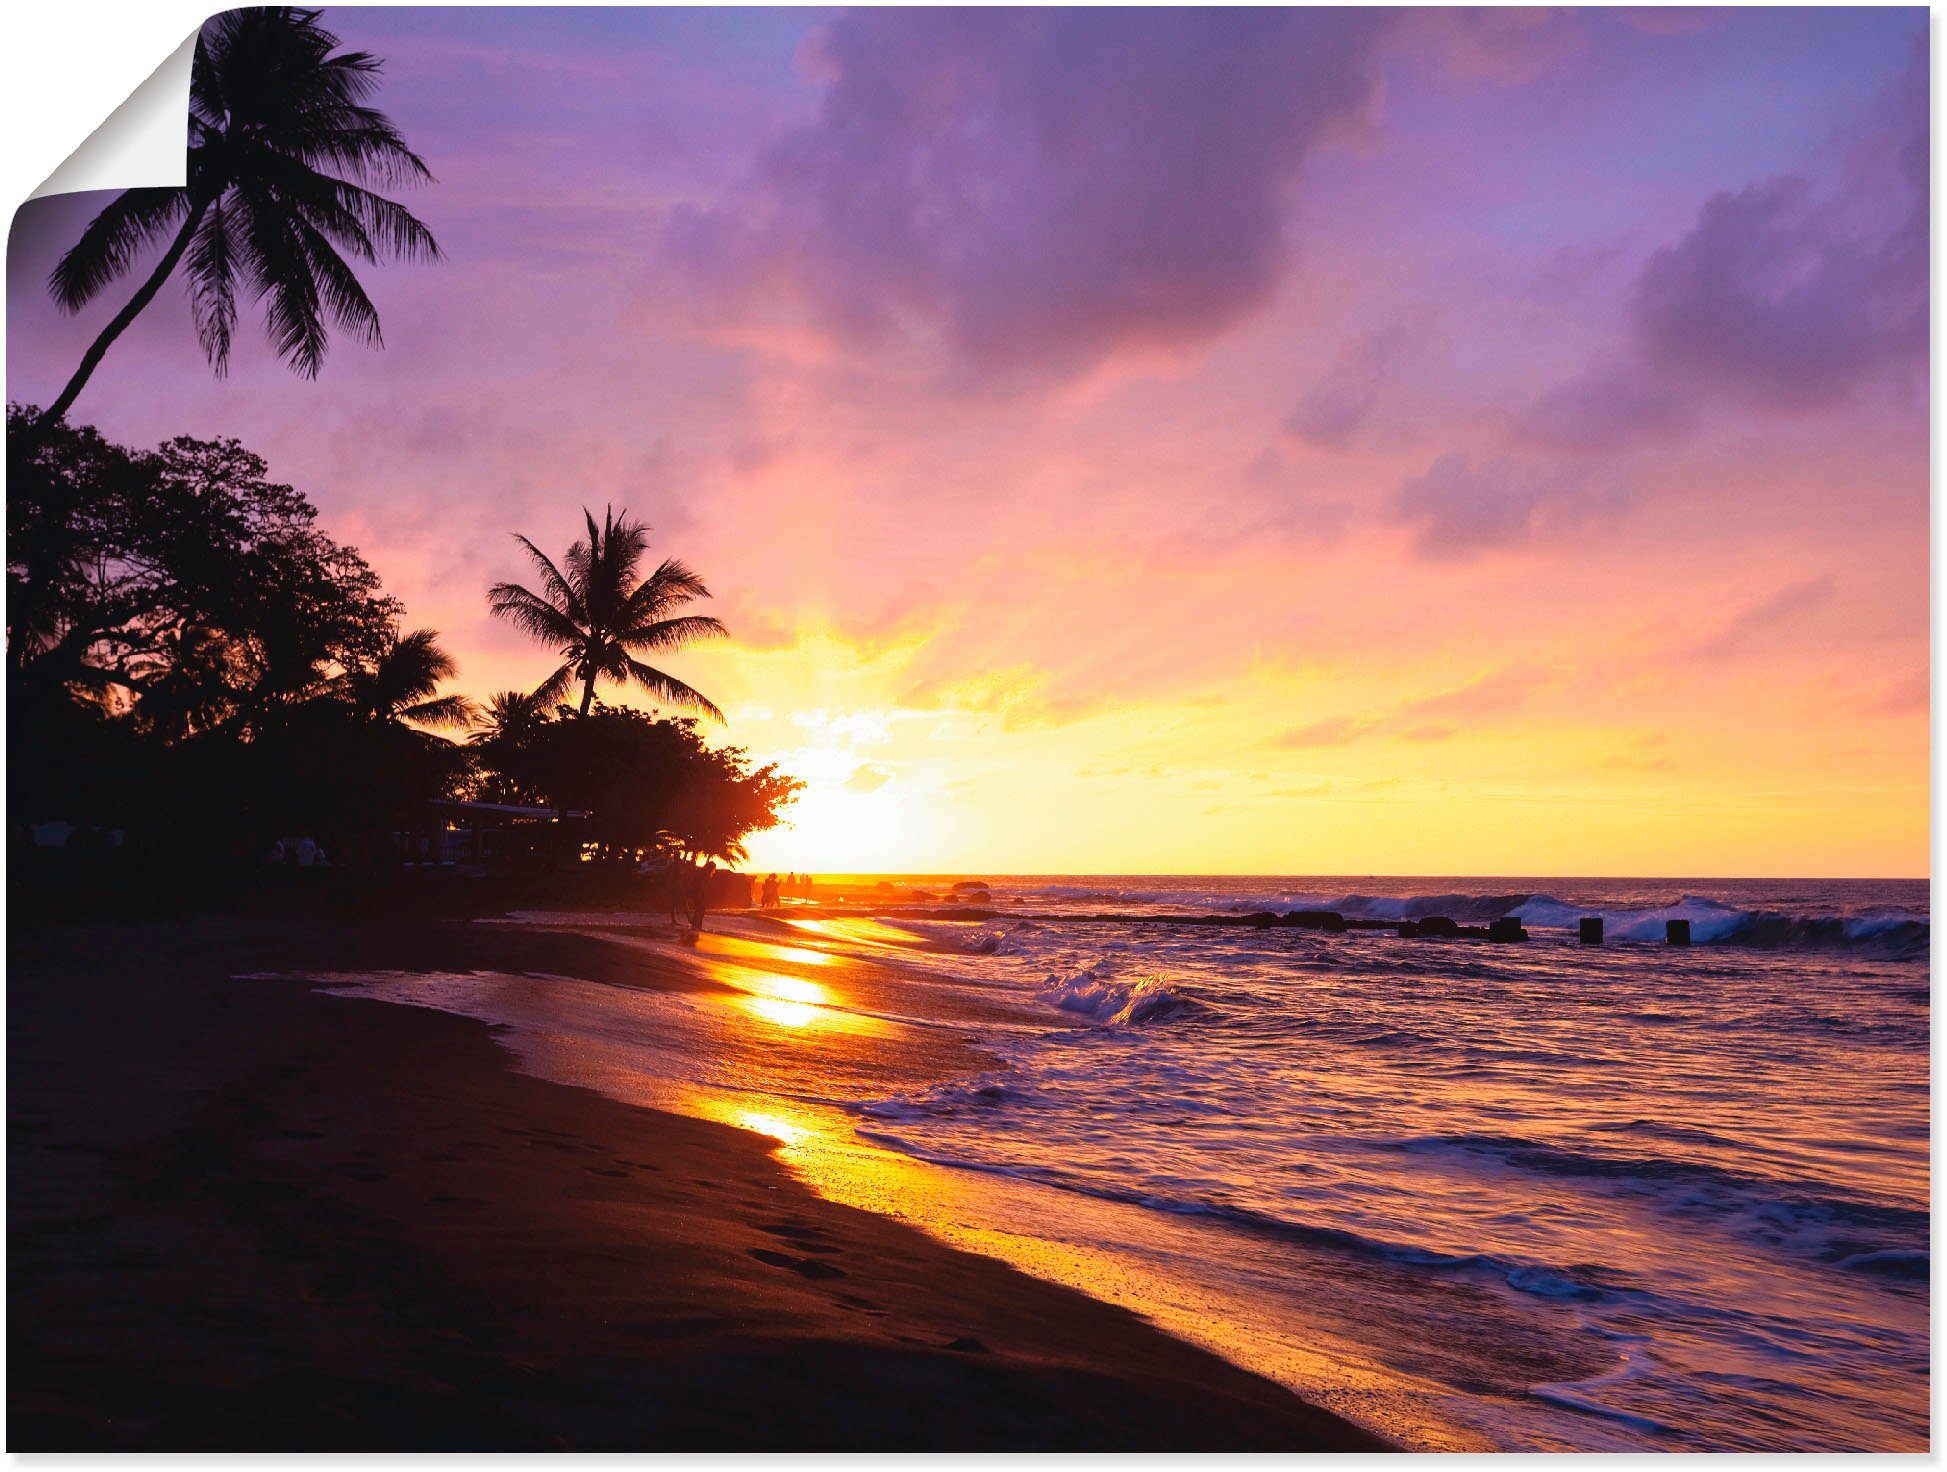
33,199 -> 210,434
578,674 -> 597,717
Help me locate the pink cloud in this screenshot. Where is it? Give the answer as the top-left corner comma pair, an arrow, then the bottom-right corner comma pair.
1684,576 -> 1836,660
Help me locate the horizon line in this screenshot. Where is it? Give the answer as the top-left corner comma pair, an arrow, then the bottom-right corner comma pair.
792,871 -> 1929,883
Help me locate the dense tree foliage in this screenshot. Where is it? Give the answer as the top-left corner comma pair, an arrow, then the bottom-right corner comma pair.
470,702 -> 800,864
9,408 -> 467,856
10,408 -> 399,736
8,410 -> 796,878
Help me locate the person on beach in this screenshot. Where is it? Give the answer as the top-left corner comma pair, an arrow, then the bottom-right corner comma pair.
762,873 -> 780,908
687,859 -> 718,931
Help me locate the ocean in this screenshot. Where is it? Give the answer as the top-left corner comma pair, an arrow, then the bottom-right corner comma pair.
309,875 -> 1929,1450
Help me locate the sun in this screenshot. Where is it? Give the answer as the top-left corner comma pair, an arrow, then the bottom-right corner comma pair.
744,774 -> 927,874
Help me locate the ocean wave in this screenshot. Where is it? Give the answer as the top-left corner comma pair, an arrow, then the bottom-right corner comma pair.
851,1123 -> 1626,1301
1834,1248 -> 1929,1281
1037,962 -> 1199,1026
1394,1131 -> 1926,1268
966,883 -> 1931,954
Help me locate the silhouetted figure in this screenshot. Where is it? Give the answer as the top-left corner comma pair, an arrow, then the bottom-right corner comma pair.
687,859 -> 718,931
762,873 -> 780,908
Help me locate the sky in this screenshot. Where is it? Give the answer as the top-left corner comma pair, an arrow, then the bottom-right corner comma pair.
6,6 -> 1930,877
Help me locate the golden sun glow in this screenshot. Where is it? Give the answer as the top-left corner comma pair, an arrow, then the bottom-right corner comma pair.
744,754 -> 934,874
730,1109 -> 812,1145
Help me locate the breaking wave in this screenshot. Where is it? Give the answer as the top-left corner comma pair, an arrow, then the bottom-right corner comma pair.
967,881 -> 1931,955
1036,961 -> 1200,1027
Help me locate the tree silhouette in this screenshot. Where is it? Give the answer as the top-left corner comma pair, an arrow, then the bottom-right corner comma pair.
487,506 -> 727,719
333,626 -> 476,731
37,8 -> 438,431
469,689 -> 550,746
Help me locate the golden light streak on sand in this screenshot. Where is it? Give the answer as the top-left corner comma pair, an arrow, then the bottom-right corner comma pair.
739,994 -> 822,1029
691,931 -> 834,967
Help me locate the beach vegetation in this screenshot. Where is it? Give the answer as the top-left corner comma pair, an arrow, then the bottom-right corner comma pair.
329,627 -> 479,732
7,410 -> 795,878
470,702 -> 800,864
488,506 -> 727,720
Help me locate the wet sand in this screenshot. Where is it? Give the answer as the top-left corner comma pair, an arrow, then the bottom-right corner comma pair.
8,910 -> 1388,1451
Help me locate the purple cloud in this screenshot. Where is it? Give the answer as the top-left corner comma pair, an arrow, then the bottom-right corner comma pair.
1391,452 -> 1624,559
1519,55 -> 1926,445
1285,313 -> 1432,449
1633,172 -> 1925,412
1514,365 -> 1696,452
671,8 -> 1388,387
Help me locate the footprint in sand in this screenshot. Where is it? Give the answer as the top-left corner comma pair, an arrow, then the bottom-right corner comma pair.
746,1247 -> 847,1280
757,1220 -> 843,1255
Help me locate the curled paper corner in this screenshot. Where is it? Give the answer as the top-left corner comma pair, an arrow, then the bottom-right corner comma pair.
30,31 -> 196,201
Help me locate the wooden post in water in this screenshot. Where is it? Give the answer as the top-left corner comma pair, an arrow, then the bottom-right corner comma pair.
1579,916 -> 1604,945
1666,918 -> 1691,946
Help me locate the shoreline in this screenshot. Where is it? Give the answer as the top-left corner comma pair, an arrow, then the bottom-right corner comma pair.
9,909 -> 1389,1451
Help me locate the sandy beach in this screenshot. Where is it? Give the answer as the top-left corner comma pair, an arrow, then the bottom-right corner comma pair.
8,904 -> 1388,1451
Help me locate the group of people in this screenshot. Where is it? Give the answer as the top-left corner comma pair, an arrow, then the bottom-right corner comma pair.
262,833 -> 328,868
758,871 -> 814,908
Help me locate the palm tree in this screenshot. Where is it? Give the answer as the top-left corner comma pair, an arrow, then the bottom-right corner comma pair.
468,688 -> 547,745
487,506 -> 727,720
35,8 -> 439,432
335,627 -> 476,731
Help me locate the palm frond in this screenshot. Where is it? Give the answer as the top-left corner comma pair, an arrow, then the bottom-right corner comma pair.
240,191 -> 331,377
239,143 -> 438,262
530,660 -> 577,711
469,688 -> 543,743
389,628 -> 458,689
185,196 -> 240,371
510,537 -> 584,622
49,188 -> 191,311
619,556 -> 713,621
290,212 -> 382,349
620,614 -> 728,653
487,581 -> 583,648
623,657 -> 725,722
402,692 -> 478,730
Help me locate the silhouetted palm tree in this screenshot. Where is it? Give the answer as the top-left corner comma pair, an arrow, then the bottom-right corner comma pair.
336,627 -> 476,731
488,506 -> 726,720
469,689 -> 547,745
36,8 -> 439,431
